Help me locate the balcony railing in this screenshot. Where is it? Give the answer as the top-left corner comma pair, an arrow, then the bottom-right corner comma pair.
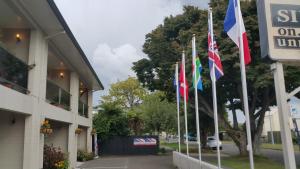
78,100 -> 88,118
46,80 -> 71,111
0,46 -> 29,94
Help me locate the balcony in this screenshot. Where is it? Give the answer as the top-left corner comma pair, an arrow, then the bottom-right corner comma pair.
46,80 -> 71,111
0,46 -> 29,94
78,100 -> 88,118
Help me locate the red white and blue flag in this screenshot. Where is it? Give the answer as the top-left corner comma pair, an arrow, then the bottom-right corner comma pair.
133,138 -> 157,146
224,0 -> 251,65
208,16 -> 224,81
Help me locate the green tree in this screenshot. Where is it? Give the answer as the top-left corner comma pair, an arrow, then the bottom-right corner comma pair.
133,2 -> 300,155
101,77 -> 146,108
127,110 -> 144,135
93,103 -> 130,140
132,92 -> 177,135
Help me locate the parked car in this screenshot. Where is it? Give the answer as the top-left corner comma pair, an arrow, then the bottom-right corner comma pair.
183,134 -> 197,141
207,136 -> 222,150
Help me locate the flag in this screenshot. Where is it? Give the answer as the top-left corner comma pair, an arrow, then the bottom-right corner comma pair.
179,63 -> 188,101
224,0 -> 251,65
174,64 -> 180,102
208,15 -> 224,81
192,36 -> 203,91
193,57 -> 203,90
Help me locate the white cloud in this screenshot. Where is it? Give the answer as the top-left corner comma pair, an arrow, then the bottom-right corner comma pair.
54,0 -> 209,105
92,43 -> 143,87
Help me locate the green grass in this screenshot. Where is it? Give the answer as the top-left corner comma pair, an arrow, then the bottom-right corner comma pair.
160,142 -> 198,153
261,143 -> 300,152
215,156 -> 286,169
160,142 -> 213,154
162,142 -> 300,169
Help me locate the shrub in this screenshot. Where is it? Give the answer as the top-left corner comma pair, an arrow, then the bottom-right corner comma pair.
77,150 -> 94,162
43,145 -> 69,169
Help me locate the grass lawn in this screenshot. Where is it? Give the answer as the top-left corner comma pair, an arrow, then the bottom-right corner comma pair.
160,142 -> 200,153
162,142 -> 299,169
216,156 -> 287,169
261,143 -> 300,152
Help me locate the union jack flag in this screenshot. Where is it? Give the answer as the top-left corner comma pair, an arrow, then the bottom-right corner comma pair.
208,16 -> 224,81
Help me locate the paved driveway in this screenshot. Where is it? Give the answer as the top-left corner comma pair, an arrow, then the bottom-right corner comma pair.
78,155 -> 175,169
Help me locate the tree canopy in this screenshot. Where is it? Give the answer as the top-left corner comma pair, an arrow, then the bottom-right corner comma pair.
132,1 -> 300,155
101,77 -> 146,108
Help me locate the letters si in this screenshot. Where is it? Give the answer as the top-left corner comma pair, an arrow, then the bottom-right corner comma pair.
277,9 -> 299,23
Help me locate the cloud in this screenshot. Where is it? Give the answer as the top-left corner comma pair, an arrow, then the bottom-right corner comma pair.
92,43 -> 143,88
54,0 -> 209,105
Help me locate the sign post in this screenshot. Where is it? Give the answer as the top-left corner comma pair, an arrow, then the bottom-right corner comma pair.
271,63 -> 296,169
257,0 -> 300,168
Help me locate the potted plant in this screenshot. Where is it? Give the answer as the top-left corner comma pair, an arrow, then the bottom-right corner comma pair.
40,120 -> 53,135
75,128 -> 82,134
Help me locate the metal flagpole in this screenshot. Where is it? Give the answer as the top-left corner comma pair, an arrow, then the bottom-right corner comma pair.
236,0 -> 254,168
182,51 -> 189,157
209,8 -> 221,169
192,34 -> 202,167
175,63 -> 181,153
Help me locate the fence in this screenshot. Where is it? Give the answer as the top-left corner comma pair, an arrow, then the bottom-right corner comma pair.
98,136 -> 159,155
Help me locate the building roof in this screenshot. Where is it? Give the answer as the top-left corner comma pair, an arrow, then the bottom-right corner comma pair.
47,0 -> 104,91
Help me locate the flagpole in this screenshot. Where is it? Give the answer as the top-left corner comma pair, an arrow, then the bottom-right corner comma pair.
182,51 -> 189,157
209,8 -> 221,169
175,63 -> 181,153
236,1 -> 255,169
192,34 -> 202,167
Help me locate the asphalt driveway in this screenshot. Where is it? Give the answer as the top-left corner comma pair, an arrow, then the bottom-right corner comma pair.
78,155 -> 175,169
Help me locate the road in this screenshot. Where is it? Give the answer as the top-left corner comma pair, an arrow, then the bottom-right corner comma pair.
78,155 -> 175,169
222,143 -> 300,166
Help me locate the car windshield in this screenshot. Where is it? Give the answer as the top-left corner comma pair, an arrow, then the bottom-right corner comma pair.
208,138 -> 215,141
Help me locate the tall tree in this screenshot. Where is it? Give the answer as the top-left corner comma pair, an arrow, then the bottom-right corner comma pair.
132,92 -> 177,135
101,77 -> 146,108
93,103 -> 130,140
133,2 -> 300,155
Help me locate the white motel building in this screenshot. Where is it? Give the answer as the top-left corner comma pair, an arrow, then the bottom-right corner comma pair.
0,0 -> 104,169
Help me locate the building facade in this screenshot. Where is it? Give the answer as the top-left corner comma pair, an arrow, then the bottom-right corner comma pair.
0,0 -> 103,169
262,105 -> 300,143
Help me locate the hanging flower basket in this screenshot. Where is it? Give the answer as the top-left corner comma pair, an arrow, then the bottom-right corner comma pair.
40,120 -> 53,135
75,128 -> 83,134
91,128 -> 96,135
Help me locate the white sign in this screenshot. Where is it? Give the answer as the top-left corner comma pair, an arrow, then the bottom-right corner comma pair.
257,0 -> 300,62
290,102 -> 300,119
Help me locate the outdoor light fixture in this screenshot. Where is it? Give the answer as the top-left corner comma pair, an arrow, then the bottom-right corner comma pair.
16,33 -> 21,42
59,72 -> 64,78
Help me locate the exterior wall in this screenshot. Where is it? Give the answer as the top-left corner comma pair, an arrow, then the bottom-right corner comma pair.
0,3 -> 97,169
263,107 -> 300,136
0,28 -> 30,63
45,125 -> 69,153
77,128 -> 87,151
173,151 -> 220,169
0,111 -> 25,169
47,69 -> 70,92
0,84 -> 34,115
23,30 -> 48,169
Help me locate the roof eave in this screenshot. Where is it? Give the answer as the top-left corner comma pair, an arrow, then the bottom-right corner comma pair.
46,0 -> 104,91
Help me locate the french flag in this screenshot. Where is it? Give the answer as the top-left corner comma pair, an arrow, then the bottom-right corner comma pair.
224,0 -> 251,65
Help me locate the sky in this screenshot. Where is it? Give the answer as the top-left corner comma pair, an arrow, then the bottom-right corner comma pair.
54,0 -> 209,106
